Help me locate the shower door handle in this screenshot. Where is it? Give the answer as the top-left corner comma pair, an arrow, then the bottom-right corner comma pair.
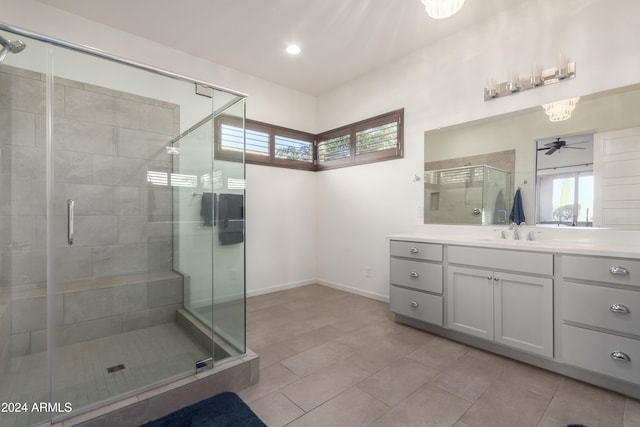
67,199 -> 74,245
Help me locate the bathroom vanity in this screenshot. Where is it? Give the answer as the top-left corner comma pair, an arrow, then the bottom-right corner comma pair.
389,231 -> 640,399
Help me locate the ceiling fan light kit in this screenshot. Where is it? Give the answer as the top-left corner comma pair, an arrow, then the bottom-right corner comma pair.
484,59 -> 576,102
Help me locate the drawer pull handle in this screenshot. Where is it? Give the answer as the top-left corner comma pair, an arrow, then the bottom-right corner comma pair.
609,266 -> 629,276
410,301 -> 419,309
410,247 -> 419,254
610,303 -> 630,314
610,351 -> 631,363
410,271 -> 419,278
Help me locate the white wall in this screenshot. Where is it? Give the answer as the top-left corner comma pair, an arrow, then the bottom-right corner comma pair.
246,165 -> 317,295
4,0 -> 640,302
315,0 -> 640,301
1,0 -> 319,295
1,0 -> 318,132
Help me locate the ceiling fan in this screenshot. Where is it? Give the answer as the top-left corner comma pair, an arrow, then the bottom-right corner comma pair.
537,137 -> 587,155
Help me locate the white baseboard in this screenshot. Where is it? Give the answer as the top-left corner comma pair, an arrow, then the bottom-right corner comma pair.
316,279 -> 390,303
247,279 -> 389,303
246,279 -> 317,298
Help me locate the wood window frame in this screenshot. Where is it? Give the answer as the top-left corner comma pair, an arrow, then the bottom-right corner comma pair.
316,109 -> 404,171
215,108 -> 403,172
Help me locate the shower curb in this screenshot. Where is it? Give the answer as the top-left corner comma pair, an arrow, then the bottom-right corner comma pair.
44,349 -> 259,427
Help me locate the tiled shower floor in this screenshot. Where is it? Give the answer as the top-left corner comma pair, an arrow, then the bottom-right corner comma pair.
0,322 -> 208,427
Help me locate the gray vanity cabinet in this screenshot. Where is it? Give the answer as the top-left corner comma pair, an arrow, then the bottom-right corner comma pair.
388,234 -> 640,399
446,247 -> 554,358
561,255 -> 640,384
389,241 -> 443,326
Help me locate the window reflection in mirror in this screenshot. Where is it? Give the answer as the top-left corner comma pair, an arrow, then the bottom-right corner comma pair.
535,134 -> 594,226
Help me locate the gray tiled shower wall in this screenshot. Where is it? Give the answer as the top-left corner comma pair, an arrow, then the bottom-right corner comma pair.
0,65 -> 185,355
9,276 -> 184,356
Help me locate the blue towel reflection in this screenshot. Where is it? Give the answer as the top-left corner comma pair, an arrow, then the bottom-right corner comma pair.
510,188 -> 525,224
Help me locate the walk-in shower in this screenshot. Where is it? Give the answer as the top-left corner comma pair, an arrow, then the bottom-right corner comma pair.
0,26 -> 248,426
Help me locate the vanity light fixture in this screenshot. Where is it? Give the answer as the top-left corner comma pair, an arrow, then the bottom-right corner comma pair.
542,97 -> 580,122
484,57 -> 576,101
420,0 -> 466,19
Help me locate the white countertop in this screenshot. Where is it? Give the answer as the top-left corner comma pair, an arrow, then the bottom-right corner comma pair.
388,229 -> 640,259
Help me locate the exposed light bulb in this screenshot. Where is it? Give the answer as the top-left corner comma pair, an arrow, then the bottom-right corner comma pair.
286,44 -> 301,55
421,0 -> 466,19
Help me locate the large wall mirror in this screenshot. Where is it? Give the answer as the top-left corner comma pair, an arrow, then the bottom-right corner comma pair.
424,83 -> 640,229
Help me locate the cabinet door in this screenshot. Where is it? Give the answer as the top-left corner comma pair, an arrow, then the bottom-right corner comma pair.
447,266 -> 493,339
494,272 -> 553,358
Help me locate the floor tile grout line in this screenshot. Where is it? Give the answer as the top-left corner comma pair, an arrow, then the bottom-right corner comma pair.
536,375 -> 565,427
350,384 -> 394,427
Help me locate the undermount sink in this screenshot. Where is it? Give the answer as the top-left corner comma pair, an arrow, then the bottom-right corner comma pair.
483,238 -> 539,245
472,236 -> 599,249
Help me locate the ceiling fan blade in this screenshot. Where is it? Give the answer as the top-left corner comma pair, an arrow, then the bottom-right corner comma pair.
563,146 -> 586,149
545,147 -> 558,155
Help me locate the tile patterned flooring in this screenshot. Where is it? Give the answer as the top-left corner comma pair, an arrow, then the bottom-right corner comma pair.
242,284 -> 640,427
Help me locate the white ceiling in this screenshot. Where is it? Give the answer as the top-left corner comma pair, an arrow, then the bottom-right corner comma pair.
36,0 -> 526,95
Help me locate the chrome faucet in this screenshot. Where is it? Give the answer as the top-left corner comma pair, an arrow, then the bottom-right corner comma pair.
509,223 -> 520,240
509,222 -> 526,240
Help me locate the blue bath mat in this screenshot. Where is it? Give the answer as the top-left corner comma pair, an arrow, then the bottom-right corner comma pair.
140,391 -> 266,427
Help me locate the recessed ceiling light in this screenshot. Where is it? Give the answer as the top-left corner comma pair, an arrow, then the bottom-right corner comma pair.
286,44 -> 301,55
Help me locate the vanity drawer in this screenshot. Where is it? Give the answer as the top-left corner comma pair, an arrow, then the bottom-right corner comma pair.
563,325 -> 640,384
562,255 -> 640,286
390,240 -> 442,262
562,282 -> 640,335
448,246 -> 552,276
390,259 -> 443,293
390,285 -> 443,326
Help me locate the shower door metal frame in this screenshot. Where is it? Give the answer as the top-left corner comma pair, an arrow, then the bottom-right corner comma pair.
0,22 -> 247,99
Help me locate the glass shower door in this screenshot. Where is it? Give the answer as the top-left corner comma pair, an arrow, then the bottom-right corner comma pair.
1,25 -> 246,426
0,31 -> 51,427
46,43 -> 215,412
177,93 -> 246,363
212,98 -> 246,361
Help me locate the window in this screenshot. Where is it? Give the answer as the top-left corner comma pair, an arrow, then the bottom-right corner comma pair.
216,108 -> 403,171
317,131 -> 351,166
274,130 -> 314,166
216,116 -> 315,170
536,170 -> 594,226
317,109 -> 403,170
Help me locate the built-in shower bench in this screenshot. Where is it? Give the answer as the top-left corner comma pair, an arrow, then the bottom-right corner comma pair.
7,271 -> 184,357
